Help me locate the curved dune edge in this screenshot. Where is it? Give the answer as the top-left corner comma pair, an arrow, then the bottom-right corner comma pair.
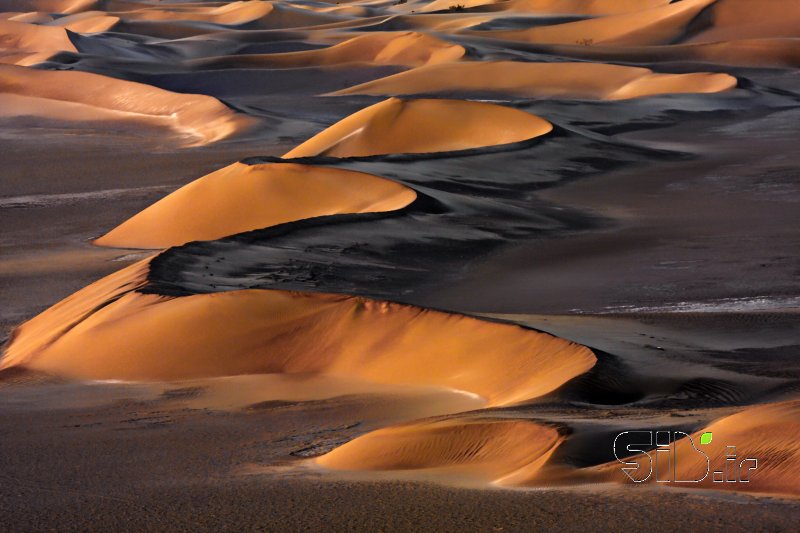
114,1 -> 274,25
0,259 -> 596,408
465,0 -> 716,46
0,18 -> 76,65
189,31 -> 465,69
421,0 -> 672,14
583,400 -> 800,496
0,64 -> 253,145
51,11 -> 120,33
283,98 -> 553,158
331,61 -> 736,100
94,162 -> 417,249
316,417 -> 564,485
501,38 -> 800,69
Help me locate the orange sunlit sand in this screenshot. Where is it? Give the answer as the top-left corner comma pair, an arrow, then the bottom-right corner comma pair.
1,0 -> 799,528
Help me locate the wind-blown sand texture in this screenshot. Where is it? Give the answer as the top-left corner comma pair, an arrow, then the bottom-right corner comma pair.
1,0 -> 800,529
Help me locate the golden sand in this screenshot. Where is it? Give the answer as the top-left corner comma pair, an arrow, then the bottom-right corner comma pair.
284,98 -> 553,158
332,61 -> 737,100
95,163 -> 416,249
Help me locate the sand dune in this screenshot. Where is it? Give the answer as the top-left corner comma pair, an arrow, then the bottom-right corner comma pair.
589,400 -> 800,495
0,18 -> 76,65
498,37 -> 800,68
190,31 -> 465,69
3,0 -> 95,14
49,11 -> 120,33
469,0 -> 716,46
94,162 -> 416,249
686,0 -> 800,43
0,64 -> 252,145
422,0 -> 672,15
1,263 -> 595,407
114,1 -> 273,26
317,418 -> 563,484
284,98 -> 553,158
332,61 -> 736,100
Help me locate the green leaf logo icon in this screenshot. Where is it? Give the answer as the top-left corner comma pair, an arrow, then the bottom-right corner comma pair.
700,432 -> 713,445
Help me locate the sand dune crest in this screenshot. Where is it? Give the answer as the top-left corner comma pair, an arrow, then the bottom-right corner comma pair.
1,268 -> 596,407
0,64 -> 252,144
317,418 -> 563,484
190,31 -> 465,69
470,0 -> 716,46
94,162 -> 417,249
332,60 -> 736,99
284,98 -> 553,158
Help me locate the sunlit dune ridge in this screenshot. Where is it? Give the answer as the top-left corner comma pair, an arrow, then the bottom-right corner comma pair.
2,0 -> 94,14
467,0 -> 716,45
284,98 -> 553,158
332,61 -> 737,100
318,418 -> 564,485
586,400 -> 800,495
189,31 -> 465,69
94,162 -> 417,249
0,64 -> 252,145
0,258 -> 596,407
0,19 -> 76,65
421,0 -> 673,14
114,1 -> 273,25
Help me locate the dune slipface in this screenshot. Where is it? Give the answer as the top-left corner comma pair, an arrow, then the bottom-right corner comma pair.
283,98 -> 553,158
0,64 -> 252,145
421,0 -> 673,14
190,31 -> 465,69
94,163 -> 417,249
317,418 -> 564,485
470,0 -> 716,46
589,400 -> 800,496
332,61 -> 737,100
0,260 -> 596,407
0,18 -> 77,65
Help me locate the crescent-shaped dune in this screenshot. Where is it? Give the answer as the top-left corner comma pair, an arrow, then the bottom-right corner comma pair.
0,64 -> 252,145
94,162 -> 417,249
283,98 -> 553,158
189,31 -> 465,69
469,0 -> 716,46
317,417 -> 564,484
331,61 -> 737,100
116,1 -> 274,25
0,259 -> 596,407
589,400 -> 800,495
0,18 -> 77,65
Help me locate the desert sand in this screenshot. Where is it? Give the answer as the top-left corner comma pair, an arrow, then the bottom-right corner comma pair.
1,0 -> 799,530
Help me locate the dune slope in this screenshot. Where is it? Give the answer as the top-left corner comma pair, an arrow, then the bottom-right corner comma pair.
471,0 -> 716,46
284,98 -> 553,158
317,417 -> 563,484
95,162 -> 417,249
0,18 -> 76,65
332,61 -> 736,99
0,64 -> 252,145
1,261 -> 595,407
589,400 -> 800,495
190,31 -> 465,69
